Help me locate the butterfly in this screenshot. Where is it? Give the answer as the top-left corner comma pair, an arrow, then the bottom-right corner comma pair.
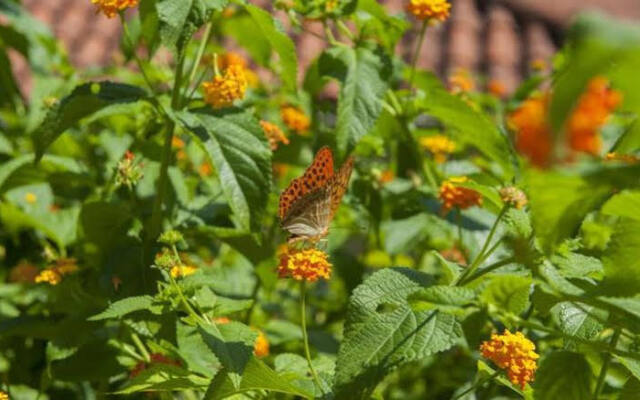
279,146 -> 354,243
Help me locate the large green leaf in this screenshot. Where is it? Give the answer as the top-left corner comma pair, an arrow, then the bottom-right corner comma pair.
480,275 -> 532,316
176,322 -> 221,378
601,190 -> 640,221
534,351 -> 591,400
319,45 -> 391,158
416,88 -> 514,178
156,0 -> 208,53
550,302 -> 603,342
116,364 -> 209,394
602,219 -> 640,295
333,268 -> 462,399
32,82 -> 147,160
175,109 -> 271,231
88,296 -> 157,321
243,4 -> 298,92
204,357 -> 312,399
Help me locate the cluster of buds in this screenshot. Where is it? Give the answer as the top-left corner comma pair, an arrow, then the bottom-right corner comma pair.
407,0 -> 451,23
499,186 -> 528,209
260,120 -> 290,151
115,151 -> 144,190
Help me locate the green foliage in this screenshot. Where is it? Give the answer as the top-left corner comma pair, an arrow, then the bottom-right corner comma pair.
533,351 -> 592,400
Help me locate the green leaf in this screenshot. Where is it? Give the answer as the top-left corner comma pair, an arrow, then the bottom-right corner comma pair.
243,4 -> 298,92
116,364 -> 209,394
157,0 -> 208,53
551,251 -> 603,279
416,88 -> 514,178
381,213 -> 432,254
0,202 -> 80,249
88,296 -> 156,321
334,268 -> 462,399
534,351 -> 592,400
32,82 -> 147,161
602,219 -> 640,295
526,169 -> 611,253
177,322 -> 221,378
550,302 -> 603,341
319,45 -> 391,158
620,378 -> 640,400
80,201 -> 132,252
175,109 -> 271,231
204,357 -> 313,399
481,275 -> 532,316
409,286 -> 475,315
601,190 -> 640,221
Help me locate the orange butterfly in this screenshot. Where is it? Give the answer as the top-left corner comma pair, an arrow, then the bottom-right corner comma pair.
279,146 -> 354,243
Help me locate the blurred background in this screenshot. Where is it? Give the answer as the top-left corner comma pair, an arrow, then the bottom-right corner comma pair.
9,0 -> 640,96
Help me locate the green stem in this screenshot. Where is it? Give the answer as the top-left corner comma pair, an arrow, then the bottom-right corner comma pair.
408,20 -> 428,91
593,328 -> 622,400
459,256 -> 515,286
336,20 -> 355,41
323,21 -> 338,45
170,273 -> 207,325
184,21 -> 213,98
300,282 -> 324,395
399,116 -> 437,188
131,332 -> 150,362
454,206 -> 507,286
456,208 -> 463,248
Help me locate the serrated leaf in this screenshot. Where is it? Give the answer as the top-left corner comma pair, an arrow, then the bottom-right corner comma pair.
416,88 -> 514,179
550,302 -> 604,342
204,357 -> 312,399
157,0 -> 208,53
175,109 -> 271,231
88,296 -> 156,321
481,275 -> 532,316
319,45 -> 391,158
177,322 -> 221,378
32,82 -> 146,161
409,285 -> 475,314
116,364 -> 209,394
243,4 -> 298,92
602,219 -> 640,295
333,268 -> 462,399
551,251 -> 603,279
533,351 -> 591,400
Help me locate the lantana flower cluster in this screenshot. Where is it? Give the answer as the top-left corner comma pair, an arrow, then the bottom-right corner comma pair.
407,0 -> 451,22
278,247 -> 332,282
420,135 -> 456,163
280,106 -> 311,135
480,330 -> 539,389
260,120 -> 290,150
91,0 -> 138,18
202,64 -> 248,109
438,177 -> 483,212
508,94 -> 552,168
35,258 -> 79,286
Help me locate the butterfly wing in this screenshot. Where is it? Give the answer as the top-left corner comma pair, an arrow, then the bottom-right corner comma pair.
280,188 -> 332,239
278,146 -> 334,220
328,156 -> 354,221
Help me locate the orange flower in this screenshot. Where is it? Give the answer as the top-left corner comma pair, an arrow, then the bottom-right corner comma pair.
0,391 -> 7,400
530,59 -> 547,72
171,136 -> 185,149
199,162 -> 213,177
217,52 -> 248,70
273,163 -> 290,180
35,269 -> 62,285
280,106 -> 310,135
439,247 -> 467,266
91,0 -> 138,18
567,77 -> 622,155
420,135 -> 456,163
378,169 -> 394,184
407,0 -> 451,22
508,94 -> 552,167
488,79 -> 506,98
202,65 -> 248,109
480,330 -> 539,389
278,248 -> 332,282
260,121 -> 289,150
448,69 -> 475,94
499,186 -> 528,209
9,261 -> 39,283
214,317 -> 231,324
438,177 -> 482,212
253,329 -> 270,357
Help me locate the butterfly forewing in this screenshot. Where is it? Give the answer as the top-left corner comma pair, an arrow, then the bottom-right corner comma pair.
278,147 -> 334,220
328,156 -> 354,220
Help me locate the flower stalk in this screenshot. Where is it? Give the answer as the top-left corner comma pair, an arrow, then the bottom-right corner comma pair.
300,282 -> 324,395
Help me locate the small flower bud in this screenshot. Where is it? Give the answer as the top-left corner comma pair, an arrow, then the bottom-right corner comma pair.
499,186 -> 528,209
158,230 -> 184,245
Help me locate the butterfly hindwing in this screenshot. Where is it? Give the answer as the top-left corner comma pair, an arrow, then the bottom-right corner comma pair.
278,146 -> 334,220
329,156 -> 354,220
280,187 -> 332,238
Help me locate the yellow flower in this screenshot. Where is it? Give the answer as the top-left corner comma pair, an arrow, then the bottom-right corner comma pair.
202,65 -> 248,109
480,330 -> 539,389
280,106 -> 310,135
407,0 -> 451,22
499,186 -> 528,209
35,258 -> 79,285
0,391 -> 8,400
419,135 -> 456,163
91,0 -> 138,18
438,177 -> 482,212
35,269 -> 62,285
170,265 -> 197,279
260,121 -> 289,150
253,329 -> 270,357
278,248 -> 332,282
24,192 -> 37,204
448,69 -> 475,94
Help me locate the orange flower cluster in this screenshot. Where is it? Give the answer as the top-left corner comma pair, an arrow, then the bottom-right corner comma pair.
35,258 -> 79,286
9,261 -> 39,283
260,121 -> 289,150
278,248 -> 332,282
280,106 -> 310,135
130,353 -> 180,378
507,94 -> 552,167
448,69 -> 475,94
567,77 -> 622,155
91,0 -> 138,18
438,177 -> 482,212
202,65 -> 248,109
407,0 -> 451,22
480,330 -> 539,389
420,135 -> 456,163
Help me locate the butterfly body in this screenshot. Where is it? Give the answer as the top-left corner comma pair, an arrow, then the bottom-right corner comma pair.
279,147 -> 353,243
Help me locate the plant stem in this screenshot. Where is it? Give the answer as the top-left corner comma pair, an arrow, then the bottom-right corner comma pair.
300,282 -> 324,395
323,21 -> 338,45
454,206 -> 507,286
459,256 -> 515,286
408,20 -> 428,91
131,332 -> 150,362
184,21 -> 213,98
593,328 -> 622,400
336,20 -> 355,41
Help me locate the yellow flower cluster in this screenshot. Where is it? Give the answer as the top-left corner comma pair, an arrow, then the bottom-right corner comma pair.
91,0 -> 138,18
407,0 -> 451,22
438,177 -> 482,212
419,135 -> 456,163
202,65 -> 248,109
260,120 -> 290,150
170,265 -> 197,279
278,248 -> 332,282
35,258 -> 79,286
480,330 -> 539,389
280,106 -> 311,135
